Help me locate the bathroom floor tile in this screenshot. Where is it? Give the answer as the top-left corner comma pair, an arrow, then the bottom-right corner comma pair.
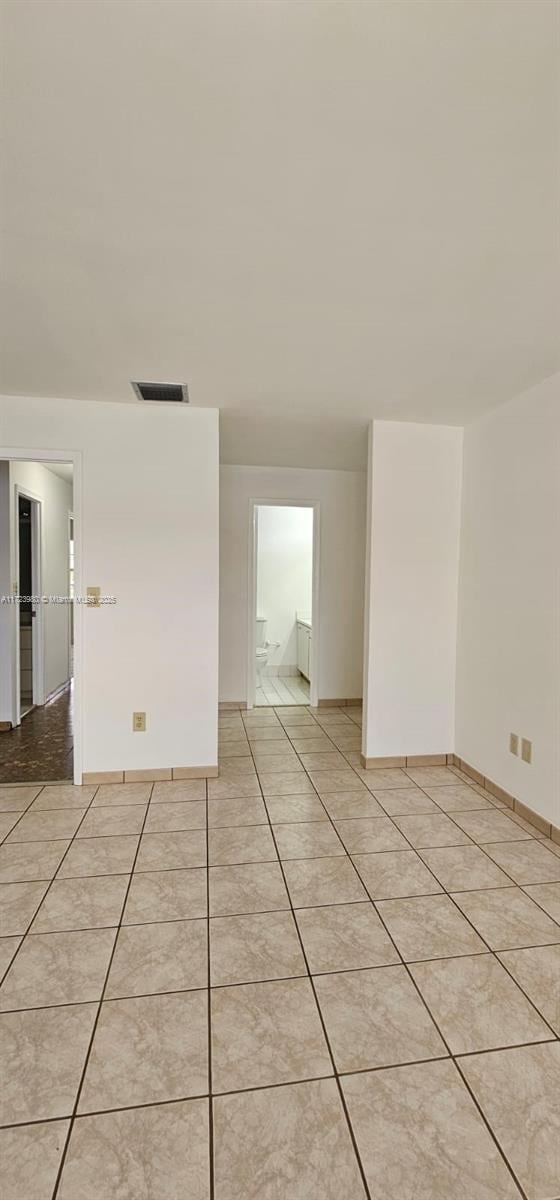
273,820 -> 345,860
359,768 -> 410,790
315,965 -> 446,1071
208,824 -> 277,866
283,856 -> 368,908
497,945 -> 560,1033
213,1079 -> 366,1200
210,910 -> 306,986
458,1043 -> 560,1200
79,990 -> 208,1112
143,801 -> 206,832
352,850 -> 442,899
253,753 -> 303,773
0,927 -> 116,1010
451,887 -> 560,950
483,839 -> 560,885
0,881 -> 49,936
207,796 -> 268,827
410,953 -> 553,1053
211,976 -> 331,1092
0,1003 -> 97,1124
334,817 -> 409,854
297,752 -> 349,771
77,804 -> 147,838
0,813 -> 22,840
0,840 -> 71,883
31,873 -> 129,932
295,902 -> 399,972
123,868 -> 207,923
58,835 -> 139,878
106,918 -> 207,997
0,936 -> 21,978
404,767 -> 459,786
209,861 -> 289,916
376,894 -> 486,961
135,830 -> 206,871
57,1099 -> 209,1200
0,1120 -> 70,1200
419,845 -> 514,891
342,1059 -> 521,1199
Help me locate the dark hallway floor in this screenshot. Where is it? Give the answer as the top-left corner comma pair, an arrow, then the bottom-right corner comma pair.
0,686 -> 73,782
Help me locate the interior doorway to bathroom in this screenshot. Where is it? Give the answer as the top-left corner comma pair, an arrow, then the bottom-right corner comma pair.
249,501 -> 319,707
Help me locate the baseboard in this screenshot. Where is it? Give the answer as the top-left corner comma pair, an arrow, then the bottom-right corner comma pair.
45,678 -> 72,705
454,754 -> 559,844
0,721 -> 12,732
219,701 -> 248,711
313,698 -> 363,709
82,764 -> 219,785
360,753 -> 448,769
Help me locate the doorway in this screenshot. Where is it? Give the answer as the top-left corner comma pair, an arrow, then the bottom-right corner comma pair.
248,501 -> 319,708
0,459 -> 77,782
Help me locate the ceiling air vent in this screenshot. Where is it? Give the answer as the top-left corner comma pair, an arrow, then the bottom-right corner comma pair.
132,381 -> 189,403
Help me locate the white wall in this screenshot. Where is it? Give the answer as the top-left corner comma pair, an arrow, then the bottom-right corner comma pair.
10,461 -> 73,702
256,505 -> 313,672
0,395 -> 219,776
220,466 -> 366,703
456,374 -> 560,825
363,421 -> 463,758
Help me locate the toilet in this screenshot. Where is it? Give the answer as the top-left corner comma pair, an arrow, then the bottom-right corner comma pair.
256,617 -> 271,684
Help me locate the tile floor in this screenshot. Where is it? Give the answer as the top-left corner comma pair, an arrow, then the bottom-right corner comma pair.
0,704 -> 559,1198
0,686 -> 73,783
256,673 -> 310,706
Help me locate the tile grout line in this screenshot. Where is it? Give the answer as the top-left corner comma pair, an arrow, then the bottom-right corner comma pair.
50,782 -> 155,1200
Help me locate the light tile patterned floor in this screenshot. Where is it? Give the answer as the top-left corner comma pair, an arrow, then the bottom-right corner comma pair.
256,674 -> 310,706
0,704 -> 559,1199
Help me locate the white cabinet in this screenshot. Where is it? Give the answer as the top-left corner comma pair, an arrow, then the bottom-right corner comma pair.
297,621 -> 311,681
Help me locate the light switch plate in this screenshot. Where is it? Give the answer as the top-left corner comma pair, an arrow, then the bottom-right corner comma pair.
521,737 -> 532,764
87,586 -> 101,607
509,733 -> 519,755
133,711 -> 146,732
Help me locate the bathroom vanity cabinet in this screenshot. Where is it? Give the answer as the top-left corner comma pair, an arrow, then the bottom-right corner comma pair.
296,618 -> 312,681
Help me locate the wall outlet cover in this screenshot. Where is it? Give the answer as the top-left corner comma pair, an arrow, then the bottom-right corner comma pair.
509,733 -> 519,755
133,711 -> 146,732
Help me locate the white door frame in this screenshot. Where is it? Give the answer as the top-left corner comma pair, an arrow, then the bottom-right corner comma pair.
1,449 -> 82,784
247,498 -> 320,709
14,485 -> 45,718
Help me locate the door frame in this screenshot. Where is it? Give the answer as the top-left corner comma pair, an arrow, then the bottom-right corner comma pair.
1,449 -> 83,784
247,498 -> 320,709
14,485 -> 45,718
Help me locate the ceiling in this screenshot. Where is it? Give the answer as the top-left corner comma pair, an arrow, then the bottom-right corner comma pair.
1,0 -> 558,433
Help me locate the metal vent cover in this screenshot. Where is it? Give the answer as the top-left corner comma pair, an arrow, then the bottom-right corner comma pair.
132,381 -> 189,403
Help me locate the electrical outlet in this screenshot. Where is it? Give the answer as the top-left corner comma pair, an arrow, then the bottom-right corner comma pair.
521,737 -> 532,764
86,586 -> 101,607
509,733 -> 519,756
133,711 -> 146,732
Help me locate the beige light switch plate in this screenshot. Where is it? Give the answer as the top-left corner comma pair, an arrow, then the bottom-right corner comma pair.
509,733 -> 519,756
86,587 -> 101,607
133,711 -> 146,732
521,737 -> 532,764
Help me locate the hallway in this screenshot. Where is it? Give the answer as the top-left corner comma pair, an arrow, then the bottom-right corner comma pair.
0,688 -> 73,784
0,704 -> 558,1198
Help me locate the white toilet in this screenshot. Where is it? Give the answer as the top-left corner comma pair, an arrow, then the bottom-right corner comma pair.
255,617 -> 270,684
